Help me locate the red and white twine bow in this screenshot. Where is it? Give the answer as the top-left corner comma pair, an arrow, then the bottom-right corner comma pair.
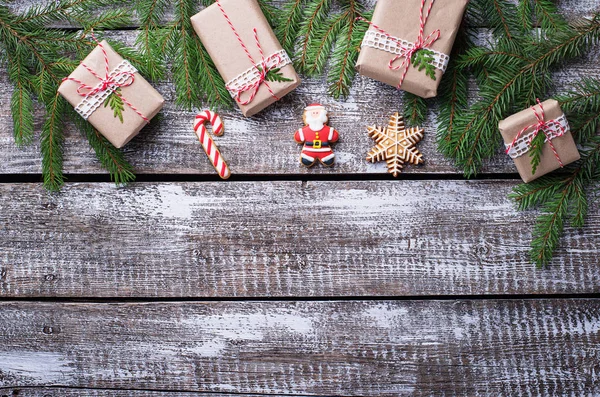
505,99 -> 566,167
62,32 -> 149,123
216,0 -> 282,105
358,0 -> 441,89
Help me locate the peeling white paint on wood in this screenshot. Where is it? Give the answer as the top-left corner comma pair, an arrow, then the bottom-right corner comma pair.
0,181 -> 598,298
0,300 -> 598,395
0,352 -> 72,384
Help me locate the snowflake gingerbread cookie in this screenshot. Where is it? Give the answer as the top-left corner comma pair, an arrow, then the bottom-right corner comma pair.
294,104 -> 340,167
367,112 -> 424,176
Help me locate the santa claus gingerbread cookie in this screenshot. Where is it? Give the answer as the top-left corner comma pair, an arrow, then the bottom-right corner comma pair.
294,104 -> 340,167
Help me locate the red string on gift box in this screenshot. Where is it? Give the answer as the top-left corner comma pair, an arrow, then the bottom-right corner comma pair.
62,32 -> 149,123
505,99 -> 566,167
216,0 -> 282,105
357,0 -> 441,89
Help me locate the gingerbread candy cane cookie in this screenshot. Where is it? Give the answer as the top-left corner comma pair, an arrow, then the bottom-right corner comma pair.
194,110 -> 231,179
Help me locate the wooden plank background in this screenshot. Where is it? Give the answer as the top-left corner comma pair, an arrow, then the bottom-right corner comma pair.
1,0 -> 599,396
0,181 -> 599,298
1,300 -> 599,396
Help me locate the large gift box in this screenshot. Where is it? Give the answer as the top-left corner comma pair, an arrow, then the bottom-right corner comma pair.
59,40 -> 164,148
191,0 -> 301,117
355,0 -> 468,98
499,99 -> 580,183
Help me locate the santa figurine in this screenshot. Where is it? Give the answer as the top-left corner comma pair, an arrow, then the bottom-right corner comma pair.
294,104 -> 340,167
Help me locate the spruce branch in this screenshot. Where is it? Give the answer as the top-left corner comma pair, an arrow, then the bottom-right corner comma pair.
529,131 -> 545,175
511,130 -> 600,267
300,11 -> 345,76
557,77 -> 600,143
327,2 -> 370,99
439,12 -> 600,177
263,67 -> 294,82
103,88 -> 125,123
257,0 -> 282,29
276,0 -> 307,55
403,92 -> 428,126
411,49 -> 437,81
295,0 -> 332,72
0,0 -> 142,191
467,0 -> 525,41
8,50 -> 34,147
67,107 -> 136,186
160,0 -> 230,109
134,0 -> 168,81
41,93 -> 66,191
436,25 -> 472,150
194,38 -> 231,108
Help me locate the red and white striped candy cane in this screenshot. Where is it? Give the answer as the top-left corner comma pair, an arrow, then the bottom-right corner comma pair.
194,110 -> 231,179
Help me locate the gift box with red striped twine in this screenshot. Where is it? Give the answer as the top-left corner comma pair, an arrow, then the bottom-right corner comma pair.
355,0 -> 468,99
191,0 -> 300,117
58,35 -> 164,148
499,99 -> 581,183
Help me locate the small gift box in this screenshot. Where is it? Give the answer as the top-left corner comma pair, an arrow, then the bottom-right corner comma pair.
355,0 -> 468,98
191,0 -> 301,117
499,99 -> 581,183
58,39 -> 164,149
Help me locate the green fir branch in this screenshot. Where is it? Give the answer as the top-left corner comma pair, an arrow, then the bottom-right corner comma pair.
264,67 -> 294,82
163,0 -> 230,109
8,50 -> 34,146
0,0 -> 141,191
531,0 -> 568,32
467,0 -> 525,42
511,133 -> 600,267
276,0 -> 306,55
327,2 -> 369,99
411,49 -> 437,81
194,38 -> 231,108
440,13 -> 600,177
41,93 -> 66,192
403,92 -> 428,126
529,131 -> 546,175
104,87 -> 125,123
67,107 -> 136,186
300,11 -> 345,76
437,26 -> 472,149
556,77 -> 600,143
257,0 -> 282,29
170,0 -> 199,109
295,0 -> 332,71
134,0 -> 169,81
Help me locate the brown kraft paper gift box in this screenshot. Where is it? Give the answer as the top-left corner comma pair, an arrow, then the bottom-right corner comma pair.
58,40 -> 164,149
499,99 -> 580,183
191,0 -> 300,117
355,0 -> 468,98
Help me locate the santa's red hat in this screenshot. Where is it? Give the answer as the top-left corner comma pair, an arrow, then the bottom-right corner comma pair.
305,103 -> 325,111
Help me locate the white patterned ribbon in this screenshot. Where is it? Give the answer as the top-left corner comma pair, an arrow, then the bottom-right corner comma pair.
225,49 -> 292,98
505,114 -> 570,159
74,60 -> 137,120
361,30 -> 450,73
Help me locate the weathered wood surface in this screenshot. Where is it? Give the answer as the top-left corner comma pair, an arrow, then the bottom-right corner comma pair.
0,390 -> 275,397
7,0 -> 600,26
1,300 -> 599,396
1,2 -> 599,176
1,181 -> 598,298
